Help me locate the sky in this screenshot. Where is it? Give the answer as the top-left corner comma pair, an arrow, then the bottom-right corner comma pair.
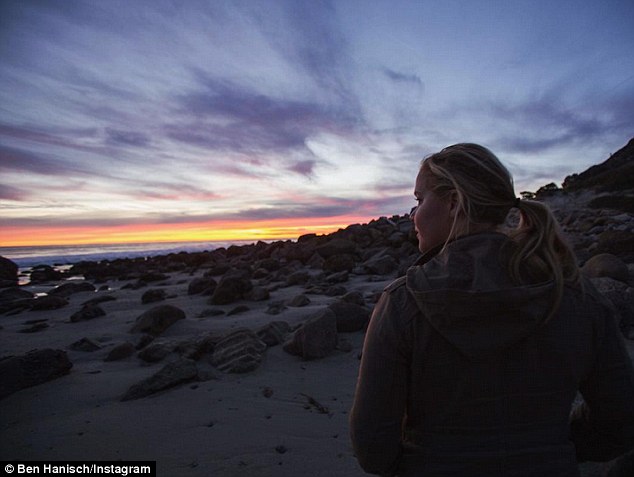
1,0 -> 633,247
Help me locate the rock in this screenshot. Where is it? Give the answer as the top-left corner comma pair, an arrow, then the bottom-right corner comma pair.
590,277 -> 634,333
286,270 -> 311,286
0,287 -> 34,314
323,254 -> 355,273
265,301 -> 287,315
328,301 -> 371,332
325,271 -> 349,284
141,288 -> 167,304
363,254 -> 398,275
138,340 -> 176,362
81,295 -> 116,307
256,321 -> 291,346
287,294 -> 311,307
19,321 -> 49,333
283,308 -> 338,360
30,295 -> 68,311
0,349 -> 72,400
121,358 -> 199,401
69,338 -> 102,352
29,265 -> 62,283
227,305 -> 250,316
138,271 -> 169,283
315,239 -> 356,259
211,328 -> 267,373
70,305 -> 106,323
198,308 -> 225,318
209,270 -> 253,305
174,332 -> 219,360
48,282 -> 96,298
134,334 -> 155,350
582,253 -> 630,283
595,230 -> 634,262
324,285 -> 347,296
246,286 -> 270,301
188,277 -> 217,295
130,304 -> 186,335
104,342 -> 136,361
0,256 -> 18,288
341,291 -> 365,306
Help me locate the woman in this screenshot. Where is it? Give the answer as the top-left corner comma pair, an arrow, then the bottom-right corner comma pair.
350,144 -> 634,476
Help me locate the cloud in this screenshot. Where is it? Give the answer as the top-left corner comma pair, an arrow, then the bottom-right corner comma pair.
382,68 -> 423,86
287,160 -> 317,176
0,145 -> 68,175
105,128 -> 151,148
167,74 -> 361,171
0,183 -> 28,200
488,85 -> 634,154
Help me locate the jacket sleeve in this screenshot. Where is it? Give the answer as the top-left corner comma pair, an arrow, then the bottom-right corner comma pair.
349,286 -> 412,476
570,301 -> 634,462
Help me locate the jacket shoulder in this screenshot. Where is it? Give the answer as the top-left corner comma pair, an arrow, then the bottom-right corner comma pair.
383,276 -> 407,293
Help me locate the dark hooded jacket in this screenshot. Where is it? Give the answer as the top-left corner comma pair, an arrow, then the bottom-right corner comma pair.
350,233 -> 634,477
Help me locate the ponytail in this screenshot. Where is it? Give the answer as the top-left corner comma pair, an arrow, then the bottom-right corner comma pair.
508,199 -> 580,322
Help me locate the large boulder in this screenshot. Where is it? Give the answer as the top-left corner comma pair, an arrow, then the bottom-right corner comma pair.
0,349 -> 72,400
0,256 -> 18,288
283,308 -> 338,360
209,270 -> 253,305
130,304 -> 185,335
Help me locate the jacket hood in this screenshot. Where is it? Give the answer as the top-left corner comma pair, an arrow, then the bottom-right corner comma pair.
406,233 -> 555,359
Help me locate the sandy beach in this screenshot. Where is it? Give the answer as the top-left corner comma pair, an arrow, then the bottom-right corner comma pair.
0,265 -> 393,476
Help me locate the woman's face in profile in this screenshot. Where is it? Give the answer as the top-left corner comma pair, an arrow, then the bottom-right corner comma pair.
412,170 -> 454,253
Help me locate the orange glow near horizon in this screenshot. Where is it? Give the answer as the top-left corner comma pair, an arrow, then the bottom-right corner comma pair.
0,215 -> 379,247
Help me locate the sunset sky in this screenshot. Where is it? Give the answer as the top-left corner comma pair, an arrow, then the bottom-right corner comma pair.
1,0 -> 633,247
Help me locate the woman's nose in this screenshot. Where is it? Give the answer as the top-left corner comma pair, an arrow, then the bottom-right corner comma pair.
409,206 -> 417,219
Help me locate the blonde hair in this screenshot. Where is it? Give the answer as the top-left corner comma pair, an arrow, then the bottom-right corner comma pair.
420,143 -> 580,322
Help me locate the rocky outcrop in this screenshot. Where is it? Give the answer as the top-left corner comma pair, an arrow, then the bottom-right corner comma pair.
0,349 -> 72,400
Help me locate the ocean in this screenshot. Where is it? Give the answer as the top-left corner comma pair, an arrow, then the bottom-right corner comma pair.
0,239 -> 263,269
